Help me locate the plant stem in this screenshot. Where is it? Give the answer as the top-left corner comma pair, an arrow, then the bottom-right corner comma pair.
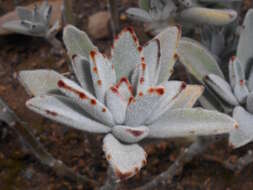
100,167 -> 118,190
0,98 -> 96,186
107,0 -> 120,37
62,0 -> 74,25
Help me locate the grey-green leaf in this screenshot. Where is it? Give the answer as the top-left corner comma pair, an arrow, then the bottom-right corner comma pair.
178,38 -> 224,82
63,25 -> 96,58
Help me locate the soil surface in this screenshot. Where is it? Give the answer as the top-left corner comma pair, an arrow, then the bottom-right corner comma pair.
1,0 -> 253,190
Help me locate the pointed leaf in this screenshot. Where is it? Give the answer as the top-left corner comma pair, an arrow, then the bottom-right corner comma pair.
148,108 -> 238,138
106,86 -> 129,124
135,62 -> 150,95
179,7 -> 237,26
26,95 -> 111,133
178,38 -> 224,82
18,69 -> 63,96
71,54 -> 95,94
111,27 -> 142,81
228,56 -> 245,88
115,78 -> 134,100
205,74 -> 238,106
63,25 -> 96,58
112,125 -> 149,143
103,134 -> 147,181
89,50 -> 116,103
170,85 -> 204,109
143,39 -> 161,85
125,86 -> 165,126
57,78 -> 115,126
146,81 -> 186,124
154,26 -> 181,83
237,9 -> 253,73
229,106 -> 253,148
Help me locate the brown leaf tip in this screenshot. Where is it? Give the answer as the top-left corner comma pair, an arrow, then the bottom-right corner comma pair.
90,99 -> 97,105
128,96 -> 136,105
181,82 -> 187,90
240,80 -> 245,86
115,169 -> 133,181
90,50 -> 96,60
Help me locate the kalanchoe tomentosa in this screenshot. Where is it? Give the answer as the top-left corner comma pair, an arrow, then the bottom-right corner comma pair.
178,9 -> 253,149
18,25 -> 237,181
126,0 -> 238,35
2,0 -> 62,51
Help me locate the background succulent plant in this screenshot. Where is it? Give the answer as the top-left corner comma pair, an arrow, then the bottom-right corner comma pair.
2,0 -> 63,52
126,0 -> 238,35
18,25 -> 237,181
178,9 -> 253,149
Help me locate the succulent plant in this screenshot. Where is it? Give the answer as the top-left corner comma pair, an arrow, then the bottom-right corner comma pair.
2,0 -> 63,51
126,0 -> 238,35
178,9 -> 253,149
18,25 -> 237,181
200,23 -> 239,63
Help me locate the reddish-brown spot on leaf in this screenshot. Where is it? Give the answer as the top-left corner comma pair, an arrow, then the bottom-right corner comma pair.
138,92 -> 144,97
231,56 -> 236,62
181,82 -> 187,90
114,34 -> 119,41
110,86 -> 118,94
240,80 -> 245,86
93,67 -> 98,73
138,46 -> 142,52
79,93 -> 87,99
90,50 -> 96,60
106,154 -> 111,160
234,124 -> 239,129
72,54 -> 77,60
140,77 -> 145,84
97,80 -> 102,86
155,87 -> 165,95
126,129 -> 144,137
102,108 -> 107,112
115,77 -> 134,95
46,110 -> 58,117
148,88 -> 154,94
128,96 -> 136,105
173,53 -> 178,59
141,63 -> 146,71
57,80 -> 87,99
90,99 -> 97,105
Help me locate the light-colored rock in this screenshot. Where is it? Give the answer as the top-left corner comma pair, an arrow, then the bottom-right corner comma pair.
88,11 -> 111,40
